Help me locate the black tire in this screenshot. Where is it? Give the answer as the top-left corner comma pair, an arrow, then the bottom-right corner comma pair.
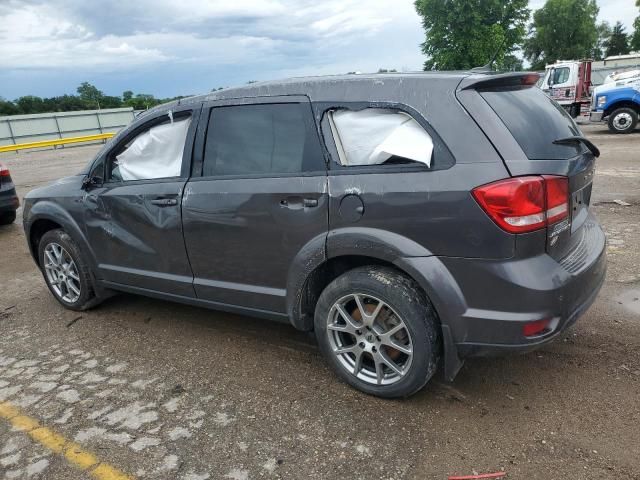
38,229 -> 100,311
569,103 -> 580,119
607,107 -> 638,134
0,211 -> 16,225
314,266 -> 440,398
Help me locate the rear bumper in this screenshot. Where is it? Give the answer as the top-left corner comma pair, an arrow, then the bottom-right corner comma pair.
440,216 -> 606,357
0,187 -> 19,213
399,215 -> 606,380
590,111 -> 604,122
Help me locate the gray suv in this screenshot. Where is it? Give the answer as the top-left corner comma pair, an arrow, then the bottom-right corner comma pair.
23,72 -> 607,398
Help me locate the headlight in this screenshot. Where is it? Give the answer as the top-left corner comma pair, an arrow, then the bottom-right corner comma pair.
597,96 -> 607,107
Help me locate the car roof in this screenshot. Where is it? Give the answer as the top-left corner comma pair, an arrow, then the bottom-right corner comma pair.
177,72 -> 474,106
137,70 -> 526,122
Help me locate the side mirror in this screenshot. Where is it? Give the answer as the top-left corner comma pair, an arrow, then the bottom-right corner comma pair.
82,176 -> 103,190
547,69 -> 555,87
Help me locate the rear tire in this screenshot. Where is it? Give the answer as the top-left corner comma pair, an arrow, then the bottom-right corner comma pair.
314,266 -> 440,398
0,211 -> 16,225
607,107 -> 638,134
38,229 -> 100,311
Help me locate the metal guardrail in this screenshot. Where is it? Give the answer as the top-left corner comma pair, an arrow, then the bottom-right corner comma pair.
0,133 -> 115,153
0,108 -> 134,151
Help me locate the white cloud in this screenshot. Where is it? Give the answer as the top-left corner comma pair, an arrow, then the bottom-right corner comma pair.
0,0 -> 419,72
0,0 -> 636,99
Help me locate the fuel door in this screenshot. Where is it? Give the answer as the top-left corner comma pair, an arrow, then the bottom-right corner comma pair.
339,193 -> 365,223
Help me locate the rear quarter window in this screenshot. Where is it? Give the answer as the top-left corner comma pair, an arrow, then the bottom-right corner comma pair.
480,87 -> 587,160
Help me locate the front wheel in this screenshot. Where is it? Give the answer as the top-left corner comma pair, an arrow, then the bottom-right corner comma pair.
314,266 -> 440,398
608,107 -> 638,134
38,229 -> 99,311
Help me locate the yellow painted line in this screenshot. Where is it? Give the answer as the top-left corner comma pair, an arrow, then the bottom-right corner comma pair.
0,132 -> 115,153
0,401 -> 134,480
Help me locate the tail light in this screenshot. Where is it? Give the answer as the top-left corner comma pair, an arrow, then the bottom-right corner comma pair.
472,176 -> 569,234
0,161 -> 9,177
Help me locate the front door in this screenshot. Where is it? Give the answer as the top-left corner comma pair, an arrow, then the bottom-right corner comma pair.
182,97 -> 328,314
83,107 -> 199,297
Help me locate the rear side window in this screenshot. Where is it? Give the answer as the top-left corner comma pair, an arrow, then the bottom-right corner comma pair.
203,103 -> 325,177
327,108 -> 433,167
480,87 -> 587,160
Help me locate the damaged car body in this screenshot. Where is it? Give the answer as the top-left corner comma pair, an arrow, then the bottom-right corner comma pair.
23,72 -> 607,398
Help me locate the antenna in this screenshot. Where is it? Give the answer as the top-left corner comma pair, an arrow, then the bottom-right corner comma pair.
470,37 -> 507,73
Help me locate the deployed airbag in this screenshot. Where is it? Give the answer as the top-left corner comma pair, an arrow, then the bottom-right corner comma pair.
329,109 -> 433,167
117,117 -> 191,181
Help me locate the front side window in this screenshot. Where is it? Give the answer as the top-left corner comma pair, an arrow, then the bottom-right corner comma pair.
203,103 -> 324,177
550,67 -> 570,85
108,114 -> 191,182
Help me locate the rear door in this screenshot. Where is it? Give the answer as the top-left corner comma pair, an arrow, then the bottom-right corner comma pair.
182,96 -> 328,314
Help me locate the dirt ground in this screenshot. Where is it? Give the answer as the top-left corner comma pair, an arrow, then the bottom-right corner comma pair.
0,124 -> 639,480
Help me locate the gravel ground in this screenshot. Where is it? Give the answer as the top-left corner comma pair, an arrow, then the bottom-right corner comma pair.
0,124 -> 639,480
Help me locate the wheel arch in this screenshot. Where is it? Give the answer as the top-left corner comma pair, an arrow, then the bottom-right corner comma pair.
604,100 -> 640,118
287,227 -> 468,380
26,201 -> 96,270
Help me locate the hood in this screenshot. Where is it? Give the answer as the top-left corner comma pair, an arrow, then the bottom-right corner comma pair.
593,79 -> 640,97
25,175 -> 84,199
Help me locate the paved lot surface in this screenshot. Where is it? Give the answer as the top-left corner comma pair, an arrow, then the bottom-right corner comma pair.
1,125 -> 639,480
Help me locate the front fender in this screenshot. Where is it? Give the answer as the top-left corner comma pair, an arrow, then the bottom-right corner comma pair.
25,200 -> 97,271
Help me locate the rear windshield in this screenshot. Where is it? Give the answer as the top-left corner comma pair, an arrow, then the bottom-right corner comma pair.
480,87 -> 587,160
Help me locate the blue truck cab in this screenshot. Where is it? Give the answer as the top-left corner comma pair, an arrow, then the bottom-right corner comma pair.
590,79 -> 640,134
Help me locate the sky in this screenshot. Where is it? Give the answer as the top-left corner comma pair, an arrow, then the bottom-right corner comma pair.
0,0 -> 637,100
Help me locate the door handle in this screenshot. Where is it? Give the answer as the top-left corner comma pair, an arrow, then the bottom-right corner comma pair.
150,198 -> 178,207
280,197 -> 319,209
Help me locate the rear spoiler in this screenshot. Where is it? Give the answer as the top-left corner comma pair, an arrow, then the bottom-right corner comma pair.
459,72 -> 541,91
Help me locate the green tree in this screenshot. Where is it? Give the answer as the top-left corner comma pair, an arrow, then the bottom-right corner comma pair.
604,21 -> 630,56
524,0 -> 599,70
122,90 -> 134,102
414,0 -> 530,71
630,1 -> 640,51
15,96 -> 47,114
125,93 -> 160,110
100,95 -> 123,109
76,82 -> 103,109
593,22 -> 612,60
0,98 -> 19,116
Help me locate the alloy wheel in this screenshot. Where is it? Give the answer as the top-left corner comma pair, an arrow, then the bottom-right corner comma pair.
326,293 -> 413,386
44,242 -> 81,303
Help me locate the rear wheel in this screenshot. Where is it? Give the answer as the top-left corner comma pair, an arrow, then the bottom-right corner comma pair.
38,229 -> 99,311
608,107 -> 638,134
314,266 -> 440,398
0,211 -> 16,225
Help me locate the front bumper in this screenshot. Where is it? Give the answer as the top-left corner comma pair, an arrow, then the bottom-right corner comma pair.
439,217 -> 606,358
590,110 -> 604,122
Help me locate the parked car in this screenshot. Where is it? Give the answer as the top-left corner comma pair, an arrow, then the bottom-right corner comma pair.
22,72 -> 606,398
0,161 -> 19,225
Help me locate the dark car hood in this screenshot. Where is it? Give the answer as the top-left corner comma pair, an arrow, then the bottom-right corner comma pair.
25,175 -> 84,200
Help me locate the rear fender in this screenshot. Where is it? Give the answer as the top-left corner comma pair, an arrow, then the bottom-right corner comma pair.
288,227 -> 467,380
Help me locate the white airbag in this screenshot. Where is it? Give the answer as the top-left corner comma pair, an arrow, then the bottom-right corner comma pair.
330,109 -> 433,167
117,117 -> 191,181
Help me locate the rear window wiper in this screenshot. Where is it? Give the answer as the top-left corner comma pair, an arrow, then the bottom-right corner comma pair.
552,136 -> 600,158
